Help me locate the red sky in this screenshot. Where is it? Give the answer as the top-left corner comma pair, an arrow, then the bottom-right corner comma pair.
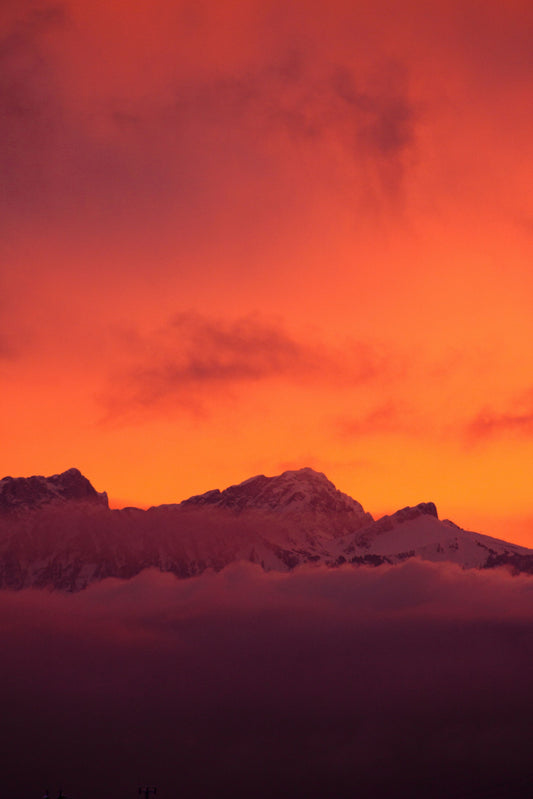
2,0 -> 533,544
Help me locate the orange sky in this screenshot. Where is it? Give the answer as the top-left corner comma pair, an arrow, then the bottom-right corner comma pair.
2,0 -> 533,544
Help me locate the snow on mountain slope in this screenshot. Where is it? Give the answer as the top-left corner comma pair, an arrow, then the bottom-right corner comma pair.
0,466 -> 532,590
332,502 -> 533,570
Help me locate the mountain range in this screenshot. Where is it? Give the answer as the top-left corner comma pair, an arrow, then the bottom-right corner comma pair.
0,466 -> 531,590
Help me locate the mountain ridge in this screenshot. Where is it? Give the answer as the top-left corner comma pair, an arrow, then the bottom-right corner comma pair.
0,466 -> 531,590
0,467 -> 109,513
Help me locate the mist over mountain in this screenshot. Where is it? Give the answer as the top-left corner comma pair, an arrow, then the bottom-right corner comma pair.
0,467 -> 532,591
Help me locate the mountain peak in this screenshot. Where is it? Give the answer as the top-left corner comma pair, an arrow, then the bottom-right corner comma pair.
364,502 -> 439,536
0,468 -> 108,513
181,466 -> 373,529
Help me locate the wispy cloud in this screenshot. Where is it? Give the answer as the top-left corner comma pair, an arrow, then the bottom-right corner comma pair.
335,401 -> 415,438
168,53 -> 418,195
464,387 -> 533,442
466,408 -> 533,441
100,312 -> 387,422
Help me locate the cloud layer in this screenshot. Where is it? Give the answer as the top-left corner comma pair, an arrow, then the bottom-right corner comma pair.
1,561 -> 533,799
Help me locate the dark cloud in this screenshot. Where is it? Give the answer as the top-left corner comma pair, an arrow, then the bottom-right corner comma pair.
0,0 -> 418,240
1,561 -> 532,799
329,61 -> 416,189
171,54 -> 417,192
101,313 -> 384,420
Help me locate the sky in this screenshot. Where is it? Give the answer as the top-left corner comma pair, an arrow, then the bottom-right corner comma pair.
2,0 -> 533,544
2,561 -> 533,798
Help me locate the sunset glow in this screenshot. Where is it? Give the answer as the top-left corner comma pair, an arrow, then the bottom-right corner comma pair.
2,0 -> 533,543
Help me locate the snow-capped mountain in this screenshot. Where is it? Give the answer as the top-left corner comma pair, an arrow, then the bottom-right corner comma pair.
182,466 -> 372,519
0,467 -> 531,590
332,502 -> 532,570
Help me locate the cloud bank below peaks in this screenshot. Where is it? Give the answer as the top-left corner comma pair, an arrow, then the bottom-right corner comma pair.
1,560 -> 533,799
